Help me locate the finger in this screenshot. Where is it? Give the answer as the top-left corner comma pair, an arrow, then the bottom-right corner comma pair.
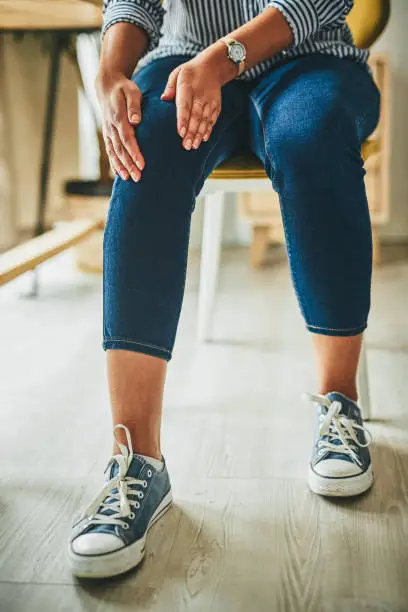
183,98 -> 205,150
124,82 -> 142,125
203,106 -> 221,143
116,118 -> 145,171
193,103 -> 211,149
175,78 -> 193,139
106,136 -> 129,180
105,134 -> 126,179
109,126 -> 141,182
110,91 -> 145,171
108,123 -> 129,170
111,155 -> 129,181
161,66 -> 181,101
202,129 -> 212,142
211,104 -> 221,125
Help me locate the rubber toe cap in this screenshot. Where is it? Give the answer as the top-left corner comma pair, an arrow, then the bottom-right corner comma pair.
314,458 -> 362,478
71,533 -> 124,556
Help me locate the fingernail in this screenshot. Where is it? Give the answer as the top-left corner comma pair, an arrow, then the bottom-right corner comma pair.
131,114 -> 140,123
203,134 -> 209,142
193,138 -> 200,149
184,139 -> 192,150
121,172 -> 128,180
131,172 -> 140,182
136,160 -> 144,170
180,126 -> 186,138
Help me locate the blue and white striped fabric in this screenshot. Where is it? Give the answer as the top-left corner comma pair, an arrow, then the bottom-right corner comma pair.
102,0 -> 368,81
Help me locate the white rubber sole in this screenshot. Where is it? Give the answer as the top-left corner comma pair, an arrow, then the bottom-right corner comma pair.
308,465 -> 374,497
68,490 -> 173,579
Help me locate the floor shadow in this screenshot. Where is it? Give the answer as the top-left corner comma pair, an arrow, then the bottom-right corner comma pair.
74,502 -> 215,608
322,440 -> 408,515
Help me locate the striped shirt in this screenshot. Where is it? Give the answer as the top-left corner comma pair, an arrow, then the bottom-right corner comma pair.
102,0 -> 368,81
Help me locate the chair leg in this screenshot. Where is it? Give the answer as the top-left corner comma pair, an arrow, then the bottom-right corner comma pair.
358,340 -> 372,421
250,225 -> 270,268
197,191 -> 225,342
372,226 -> 381,267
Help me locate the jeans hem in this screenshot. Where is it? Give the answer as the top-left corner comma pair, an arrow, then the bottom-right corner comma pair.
306,323 -> 367,337
103,338 -> 172,361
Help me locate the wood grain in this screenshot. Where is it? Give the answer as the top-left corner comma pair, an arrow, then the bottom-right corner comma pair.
0,0 -> 102,32
0,248 -> 407,611
0,220 -> 101,286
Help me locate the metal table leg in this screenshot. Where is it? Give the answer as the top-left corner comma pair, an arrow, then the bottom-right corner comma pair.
29,33 -> 67,296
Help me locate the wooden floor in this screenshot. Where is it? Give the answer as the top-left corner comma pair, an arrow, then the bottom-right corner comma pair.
0,245 -> 408,612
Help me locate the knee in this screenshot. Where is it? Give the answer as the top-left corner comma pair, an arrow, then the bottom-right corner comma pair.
106,101 -> 196,219
136,98 -> 182,168
270,110 -> 337,162
106,164 -> 192,235
265,100 -> 356,178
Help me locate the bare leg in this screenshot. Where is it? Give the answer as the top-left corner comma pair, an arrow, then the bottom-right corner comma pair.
107,350 -> 166,460
311,333 -> 363,402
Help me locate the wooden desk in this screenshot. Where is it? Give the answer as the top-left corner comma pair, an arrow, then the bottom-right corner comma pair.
0,0 -> 101,32
0,1 -> 102,290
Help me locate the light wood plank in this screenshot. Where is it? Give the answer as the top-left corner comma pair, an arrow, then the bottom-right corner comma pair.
0,220 -> 101,286
1,477 -> 407,611
0,0 -> 102,32
0,248 -> 407,611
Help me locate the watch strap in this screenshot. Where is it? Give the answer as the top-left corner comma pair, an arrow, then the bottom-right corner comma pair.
237,58 -> 246,76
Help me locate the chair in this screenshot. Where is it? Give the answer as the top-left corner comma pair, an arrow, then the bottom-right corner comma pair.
198,0 -> 391,421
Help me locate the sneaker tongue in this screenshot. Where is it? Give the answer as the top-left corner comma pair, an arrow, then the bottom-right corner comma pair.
85,455 -> 147,535
326,392 -> 362,424
98,455 -> 146,520
108,454 -> 146,480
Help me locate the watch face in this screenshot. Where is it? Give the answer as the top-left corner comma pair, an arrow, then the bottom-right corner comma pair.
229,41 -> 246,63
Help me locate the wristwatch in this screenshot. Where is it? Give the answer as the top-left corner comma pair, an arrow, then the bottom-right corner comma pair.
221,38 -> 247,77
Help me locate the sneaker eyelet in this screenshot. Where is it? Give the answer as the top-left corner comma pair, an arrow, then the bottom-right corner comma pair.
129,512 -> 135,519
122,523 -> 130,530
139,491 -> 144,499
143,480 -> 147,488
147,469 -> 152,478
135,501 -> 140,509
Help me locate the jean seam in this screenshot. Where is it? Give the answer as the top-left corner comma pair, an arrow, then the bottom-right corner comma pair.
356,76 -> 381,141
306,323 -> 366,332
251,96 -> 311,324
103,337 -> 172,356
167,217 -> 191,351
193,100 -> 248,201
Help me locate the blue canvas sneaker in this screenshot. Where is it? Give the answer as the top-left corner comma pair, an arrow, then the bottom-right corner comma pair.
306,392 -> 373,497
68,425 -> 172,578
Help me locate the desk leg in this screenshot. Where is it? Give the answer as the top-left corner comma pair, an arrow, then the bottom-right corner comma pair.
30,34 -> 66,296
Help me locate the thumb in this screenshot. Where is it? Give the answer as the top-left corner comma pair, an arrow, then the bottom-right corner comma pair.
161,66 -> 181,101
124,83 -> 142,125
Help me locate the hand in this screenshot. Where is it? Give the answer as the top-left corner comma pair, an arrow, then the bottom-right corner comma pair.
161,53 -> 226,150
96,72 -> 145,181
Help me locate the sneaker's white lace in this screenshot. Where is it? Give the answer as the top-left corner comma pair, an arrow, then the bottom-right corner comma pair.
304,393 -> 372,466
74,425 -> 147,532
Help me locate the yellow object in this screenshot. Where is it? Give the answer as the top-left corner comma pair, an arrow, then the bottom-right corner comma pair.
347,0 -> 390,49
